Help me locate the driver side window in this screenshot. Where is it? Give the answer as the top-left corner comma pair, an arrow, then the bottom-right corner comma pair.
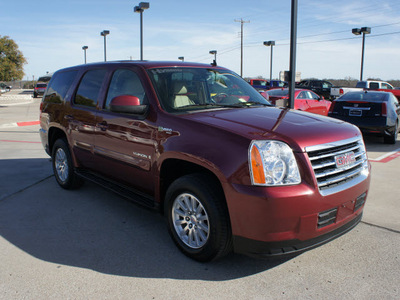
105,69 -> 146,110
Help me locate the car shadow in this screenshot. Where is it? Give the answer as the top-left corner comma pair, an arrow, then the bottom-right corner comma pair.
363,134 -> 399,157
0,158 -> 293,280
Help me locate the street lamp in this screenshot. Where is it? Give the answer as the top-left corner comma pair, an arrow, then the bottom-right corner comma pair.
178,56 -> 184,62
209,50 -> 217,66
100,30 -> 110,62
134,2 -> 150,60
263,41 -> 275,81
352,27 -> 371,81
82,46 -> 88,64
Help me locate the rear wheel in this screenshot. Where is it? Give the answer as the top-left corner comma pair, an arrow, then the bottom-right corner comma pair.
384,122 -> 398,144
51,138 -> 83,189
164,174 -> 232,262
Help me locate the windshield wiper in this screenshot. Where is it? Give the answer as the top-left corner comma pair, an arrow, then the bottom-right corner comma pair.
177,103 -> 245,109
234,101 -> 272,107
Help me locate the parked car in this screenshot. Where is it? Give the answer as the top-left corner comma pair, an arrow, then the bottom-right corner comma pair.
331,80 -> 400,100
328,91 -> 400,144
249,79 -> 287,91
266,80 -> 287,89
266,88 -> 331,115
39,61 -> 370,261
248,78 -> 268,90
0,83 -> 9,93
296,80 -> 334,100
33,82 -> 47,98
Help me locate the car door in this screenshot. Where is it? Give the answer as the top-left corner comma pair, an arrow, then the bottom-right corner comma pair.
68,68 -> 108,169
307,91 -> 329,115
295,91 -> 310,111
93,68 -> 157,196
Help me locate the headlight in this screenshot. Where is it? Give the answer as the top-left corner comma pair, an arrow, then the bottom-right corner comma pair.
249,140 -> 301,186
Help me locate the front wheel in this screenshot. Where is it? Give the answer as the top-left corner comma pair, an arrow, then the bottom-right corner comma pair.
164,174 -> 232,262
51,138 -> 83,189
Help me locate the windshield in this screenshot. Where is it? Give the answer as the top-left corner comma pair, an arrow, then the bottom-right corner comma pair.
147,68 -> 271,113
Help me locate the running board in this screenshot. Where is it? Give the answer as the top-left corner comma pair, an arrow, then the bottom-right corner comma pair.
75,169 -> 158,210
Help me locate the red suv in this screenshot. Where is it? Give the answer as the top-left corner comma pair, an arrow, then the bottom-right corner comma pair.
39,61 -> 371,261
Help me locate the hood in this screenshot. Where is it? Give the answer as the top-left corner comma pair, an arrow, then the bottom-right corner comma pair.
182,106 -> 361,152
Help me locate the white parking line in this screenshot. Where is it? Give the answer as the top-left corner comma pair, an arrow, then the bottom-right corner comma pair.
369,148 -> 400,163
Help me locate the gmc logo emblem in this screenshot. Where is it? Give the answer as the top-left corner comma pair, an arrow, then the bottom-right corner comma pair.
335,152 -> 356,168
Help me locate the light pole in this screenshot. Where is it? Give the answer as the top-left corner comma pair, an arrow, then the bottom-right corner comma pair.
209,50 -> 217,66
178,56 -> 184,62
134,2 -> 150,61
352,27 -> 371,81
263,41 -> 275,81
288,0 -> 298,109
100,30 -> 110,62
82,46 -> 88,64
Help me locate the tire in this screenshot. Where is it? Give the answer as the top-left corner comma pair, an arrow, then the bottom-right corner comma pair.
164,174 -> 232,262
51,138 -> 84,189
384,122 -> 398,144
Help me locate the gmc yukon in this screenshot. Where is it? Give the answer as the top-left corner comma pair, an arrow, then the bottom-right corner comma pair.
39,61 -> 371,261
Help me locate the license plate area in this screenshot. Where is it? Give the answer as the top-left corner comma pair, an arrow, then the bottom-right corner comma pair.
349,109 -> 362,116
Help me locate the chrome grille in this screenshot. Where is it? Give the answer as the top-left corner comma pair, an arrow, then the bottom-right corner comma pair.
306,137 -> 369,196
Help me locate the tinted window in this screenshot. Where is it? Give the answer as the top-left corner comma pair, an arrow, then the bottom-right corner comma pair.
105,69 -> 146,110
44,71 -> 77,103
355,82 -> 367,88
369,82 -> 379,89
36,83 -> 47,88
341,92 -> 387,102
267,89 -> 288,97
252,80 -> 267,86
75,69 -> 107,107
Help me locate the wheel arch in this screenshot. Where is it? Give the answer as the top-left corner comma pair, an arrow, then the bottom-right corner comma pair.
48,126 -> 68,155
158,158 -> 226,215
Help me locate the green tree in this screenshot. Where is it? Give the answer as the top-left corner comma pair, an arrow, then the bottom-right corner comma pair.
0,35 -> 27,81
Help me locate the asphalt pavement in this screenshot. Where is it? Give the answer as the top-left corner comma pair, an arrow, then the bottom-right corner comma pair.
0,89 -> 399,299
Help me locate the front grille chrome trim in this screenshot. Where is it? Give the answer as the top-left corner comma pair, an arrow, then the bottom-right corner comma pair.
306,136 -> 369,196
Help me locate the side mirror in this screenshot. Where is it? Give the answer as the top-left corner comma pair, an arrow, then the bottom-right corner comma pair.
110,95 -> 148,114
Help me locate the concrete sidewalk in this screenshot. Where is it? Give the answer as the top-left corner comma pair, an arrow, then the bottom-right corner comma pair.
0,89 -> 41,128
0,89 -> 35,106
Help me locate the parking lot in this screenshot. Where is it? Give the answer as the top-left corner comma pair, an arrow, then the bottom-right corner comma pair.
0,90 -> 399,299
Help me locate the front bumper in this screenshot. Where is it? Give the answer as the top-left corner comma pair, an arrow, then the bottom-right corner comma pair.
234,212 -> 362,257
225,171 -> 370,258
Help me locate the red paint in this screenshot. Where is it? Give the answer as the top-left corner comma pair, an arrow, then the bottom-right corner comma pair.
16,121 -> 40,127
369,152 -> 400,163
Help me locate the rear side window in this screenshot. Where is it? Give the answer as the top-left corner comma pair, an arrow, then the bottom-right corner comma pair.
44,71 -> 77,103
74,69 -> 107,107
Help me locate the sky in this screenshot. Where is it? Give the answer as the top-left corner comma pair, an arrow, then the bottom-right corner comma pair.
1,0 -> 400,81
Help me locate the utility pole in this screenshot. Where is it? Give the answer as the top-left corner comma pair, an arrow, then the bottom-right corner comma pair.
234,18 -> 250,77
